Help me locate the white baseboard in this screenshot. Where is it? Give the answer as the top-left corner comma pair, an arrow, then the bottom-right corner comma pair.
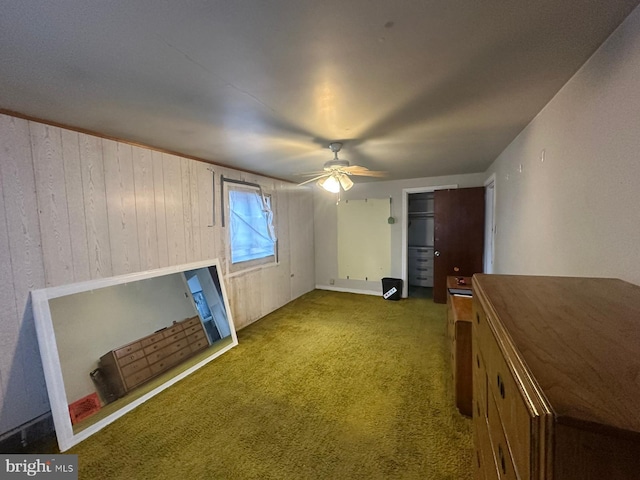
315,284 -> 381,296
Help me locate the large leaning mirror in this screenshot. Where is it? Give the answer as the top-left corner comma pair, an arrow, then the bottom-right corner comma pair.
32,259 -> 237,451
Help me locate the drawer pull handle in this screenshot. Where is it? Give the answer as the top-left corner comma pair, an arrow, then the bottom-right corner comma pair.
476,355 -> 480,368
476,313 -> 480,324
498,444 -> 506,474
497,374 -> 506,399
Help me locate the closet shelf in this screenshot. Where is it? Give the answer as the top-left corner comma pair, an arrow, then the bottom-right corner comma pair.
408,211 -> 434,217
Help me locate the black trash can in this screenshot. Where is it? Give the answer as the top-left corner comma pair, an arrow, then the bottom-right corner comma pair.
382,277 -> 403,301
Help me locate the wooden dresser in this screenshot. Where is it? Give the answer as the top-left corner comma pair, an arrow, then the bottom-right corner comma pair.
100,316 -> 209,399
472,274 -> 640,479
446,275 -> 474,416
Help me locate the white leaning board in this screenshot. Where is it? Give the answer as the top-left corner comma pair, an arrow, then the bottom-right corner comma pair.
337,198 -> 391,281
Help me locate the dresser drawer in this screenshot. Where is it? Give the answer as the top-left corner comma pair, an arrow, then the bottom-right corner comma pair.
116,347 -> 145,367
114,342 -> 142,360
182,316 -> 201,329
190,337 -> 209,353
183,322 -> 203,337
408,246 -> 433,256
163,324 -> 183,337
147,336 -> 189,364
487,391 -> 518,480
120,357 -> 149,377
148,355 -> 175,375
409,264 -> 433,276
485,341 -> 532,479
408,278 -> 432,287
473,346 -> 487,420
171,345 -> 192,364
186,329 -> 206,344
474,415 -> 500,480
409,256 -> 433,268
143,338 -> 168,356
124,367 -> 153,390
140,332 -> 165,348
475,302 -> 532,480
148,346 -> 190,375
408,271 -> 433,287
164,330 -> 186,344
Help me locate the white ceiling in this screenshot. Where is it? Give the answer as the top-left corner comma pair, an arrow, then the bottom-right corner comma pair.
1,1 -> 638,183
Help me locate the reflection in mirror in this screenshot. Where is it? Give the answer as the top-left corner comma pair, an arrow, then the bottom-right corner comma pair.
32,260 -> 237,451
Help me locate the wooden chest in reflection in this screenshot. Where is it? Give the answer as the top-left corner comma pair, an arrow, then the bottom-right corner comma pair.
99,316 -> 209,399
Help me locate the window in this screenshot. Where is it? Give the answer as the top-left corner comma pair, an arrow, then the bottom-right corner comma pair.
228,186 -> 276,266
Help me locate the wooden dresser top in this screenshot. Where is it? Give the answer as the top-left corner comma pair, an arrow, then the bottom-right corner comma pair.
473,274 -> 640,437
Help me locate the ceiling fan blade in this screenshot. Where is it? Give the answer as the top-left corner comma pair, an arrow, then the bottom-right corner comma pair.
343,166 -> 387,177
297,173 -> 329,186
298,170 -> 327,177
353,171 -> 387,177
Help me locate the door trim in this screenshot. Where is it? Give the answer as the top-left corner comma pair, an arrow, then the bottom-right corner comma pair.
401,184 -> 457,298
483,174 -> 496,274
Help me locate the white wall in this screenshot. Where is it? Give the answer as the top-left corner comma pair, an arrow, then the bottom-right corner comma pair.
487,5 -> 640,287
0,113 -> 315,435
314,173 -> 486,294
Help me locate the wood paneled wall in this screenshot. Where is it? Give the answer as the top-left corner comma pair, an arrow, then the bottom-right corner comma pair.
0,113 -> 315,435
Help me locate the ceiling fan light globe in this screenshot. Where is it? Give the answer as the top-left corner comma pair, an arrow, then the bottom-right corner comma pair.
339,174 -> 354,191
318,175 -> 340,193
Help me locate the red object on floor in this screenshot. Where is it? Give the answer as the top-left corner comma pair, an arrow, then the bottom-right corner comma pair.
69,392 -> 101,425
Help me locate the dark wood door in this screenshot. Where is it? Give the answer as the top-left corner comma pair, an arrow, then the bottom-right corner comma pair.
433,187 -> 485,303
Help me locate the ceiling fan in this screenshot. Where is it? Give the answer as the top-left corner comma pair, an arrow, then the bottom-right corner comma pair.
297,142 -> 386,193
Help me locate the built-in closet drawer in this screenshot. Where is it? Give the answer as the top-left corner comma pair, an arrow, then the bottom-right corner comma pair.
408,247 -> 434,287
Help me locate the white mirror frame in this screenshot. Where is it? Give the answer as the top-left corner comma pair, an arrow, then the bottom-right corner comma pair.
32,259 -> 237,452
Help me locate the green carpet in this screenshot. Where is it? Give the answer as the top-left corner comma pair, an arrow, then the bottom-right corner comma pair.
71,290 -> 473,479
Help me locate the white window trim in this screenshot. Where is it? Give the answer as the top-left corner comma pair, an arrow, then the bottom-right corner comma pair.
224,182 -> 278,275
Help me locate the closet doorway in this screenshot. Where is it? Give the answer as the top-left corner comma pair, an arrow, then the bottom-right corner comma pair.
401,185 -> 456,298
407,192 -> 435,298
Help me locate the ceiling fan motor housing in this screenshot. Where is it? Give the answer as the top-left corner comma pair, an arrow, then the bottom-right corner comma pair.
324,159 -> 350,170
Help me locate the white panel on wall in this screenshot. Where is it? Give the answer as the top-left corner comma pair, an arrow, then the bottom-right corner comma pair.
78,133 -> 112,279
228,271 -> 263,329
337,198 -> 391,281
163,153 -> 186,266
103,140 -> 141,274
30,123 -> 74,287
60,130 -> 91,283
289,187 -> 315,299
0,115 -> 49,426
152,150 -> 169,268
133,145 -> 160,271
276,182 -> 291,262
181,157 -> 195,263
184,157 -> 202,262
0,122 -> 25,432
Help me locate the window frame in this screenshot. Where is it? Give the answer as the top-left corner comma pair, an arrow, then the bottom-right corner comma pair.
225,182 -> 277,274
